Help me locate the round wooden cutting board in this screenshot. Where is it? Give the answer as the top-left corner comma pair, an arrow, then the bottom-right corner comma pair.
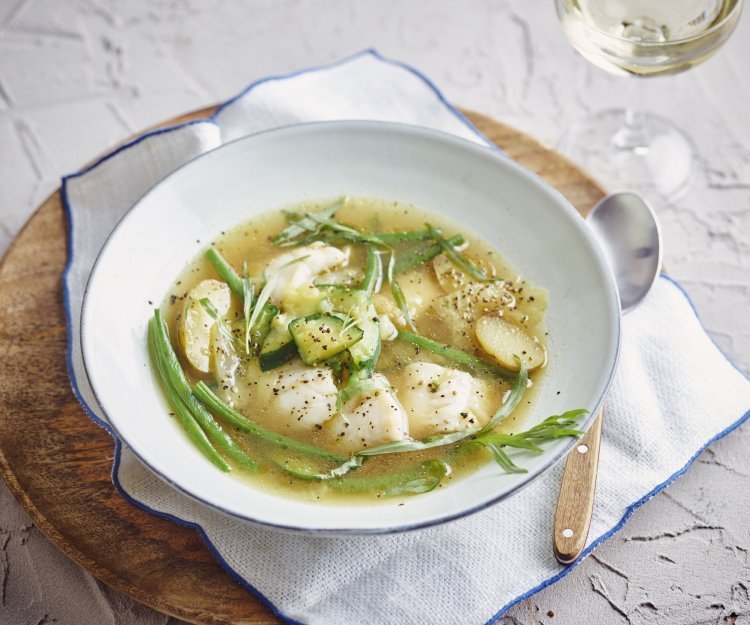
0,107 -> 604,624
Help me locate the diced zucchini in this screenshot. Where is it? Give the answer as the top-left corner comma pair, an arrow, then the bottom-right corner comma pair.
289,314 -> 363,365
259,322 -> 297,371
474,315 -> 546,372
247,302 -> 279,353
318,286 -> 380,370
317,285 -> 368,315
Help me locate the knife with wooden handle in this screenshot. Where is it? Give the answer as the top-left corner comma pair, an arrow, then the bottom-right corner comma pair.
553,409 -> 603,565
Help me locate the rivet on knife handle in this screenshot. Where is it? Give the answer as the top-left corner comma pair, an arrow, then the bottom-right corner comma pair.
553,409 -> 603,565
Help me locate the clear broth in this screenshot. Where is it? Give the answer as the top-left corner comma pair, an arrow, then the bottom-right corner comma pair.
161,198 -> 548,504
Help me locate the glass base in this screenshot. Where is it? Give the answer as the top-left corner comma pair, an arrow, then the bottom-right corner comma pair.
557,108 -> 698,202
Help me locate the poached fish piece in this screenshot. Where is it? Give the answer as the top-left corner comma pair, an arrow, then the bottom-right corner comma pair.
326,374 -> 408,453
234,360 -> 339,432
395,362 -> 498,438
265,242 -> 347,306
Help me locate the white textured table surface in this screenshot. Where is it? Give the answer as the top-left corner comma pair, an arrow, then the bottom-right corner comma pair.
1,2 -> 749,624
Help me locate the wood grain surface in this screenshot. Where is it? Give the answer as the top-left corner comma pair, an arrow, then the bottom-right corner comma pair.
0,107 -> 604,625
553,410 -> 604,564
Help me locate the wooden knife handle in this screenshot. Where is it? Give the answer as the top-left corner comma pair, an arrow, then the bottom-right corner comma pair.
553,409 -> 603,565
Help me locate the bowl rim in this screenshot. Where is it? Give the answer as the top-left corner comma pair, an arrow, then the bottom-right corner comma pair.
81,119 -> 621,535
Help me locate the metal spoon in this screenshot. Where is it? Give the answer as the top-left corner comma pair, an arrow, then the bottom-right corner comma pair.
553,191 -> 662,565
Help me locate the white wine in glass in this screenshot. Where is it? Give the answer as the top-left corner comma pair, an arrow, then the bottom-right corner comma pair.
556,0 -> 743,200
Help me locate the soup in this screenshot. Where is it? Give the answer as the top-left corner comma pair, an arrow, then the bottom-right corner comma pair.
148,197 -> 582,504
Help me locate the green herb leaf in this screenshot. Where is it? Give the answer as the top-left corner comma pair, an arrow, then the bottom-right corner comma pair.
483,442 -> 527,474
273,197 -> 347,245
426,224 -> 497,282
393,234 -> 465,274
477,357 -> 529,435
356,429 -> 476,456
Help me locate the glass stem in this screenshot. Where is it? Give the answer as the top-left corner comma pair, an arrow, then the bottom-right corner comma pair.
611,78 -> 650,153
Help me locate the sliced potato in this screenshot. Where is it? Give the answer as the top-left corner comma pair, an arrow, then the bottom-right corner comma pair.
179,279 -> 231,372
430,282 -> 511,349
475,315 -> 546,372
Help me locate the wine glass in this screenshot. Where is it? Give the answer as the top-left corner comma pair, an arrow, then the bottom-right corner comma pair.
555,0 -> 744,201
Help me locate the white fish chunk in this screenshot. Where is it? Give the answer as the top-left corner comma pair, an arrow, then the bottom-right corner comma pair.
326,374 -> 408,453
236,360 -> 338,432
268,362 -> 338,430
395,362 -> 497,438
265,242 -> 347,305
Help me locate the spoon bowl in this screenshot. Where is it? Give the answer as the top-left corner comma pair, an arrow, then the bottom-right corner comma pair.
586,191 -> 662,312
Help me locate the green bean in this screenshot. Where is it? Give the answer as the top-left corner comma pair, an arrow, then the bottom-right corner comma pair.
370,229 -> 434,244
192,382 -> 347,463
151,311 -> 258,472
277,458 -> 449,495
205,247 -> 244,298
397,330 -> 512,378
148,316 -> 229,472
360,244 -> 381,296
394,234 -> 465,275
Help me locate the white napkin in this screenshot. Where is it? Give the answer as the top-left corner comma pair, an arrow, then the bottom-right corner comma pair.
62,51 -> 750,625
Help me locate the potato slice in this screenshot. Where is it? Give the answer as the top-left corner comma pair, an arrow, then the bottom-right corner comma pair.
430,282 -> 511,349
179,279 -> 231,372
475,315 -> 546,372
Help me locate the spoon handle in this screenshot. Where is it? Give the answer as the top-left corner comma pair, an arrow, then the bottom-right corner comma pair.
553,409 -> 603,565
